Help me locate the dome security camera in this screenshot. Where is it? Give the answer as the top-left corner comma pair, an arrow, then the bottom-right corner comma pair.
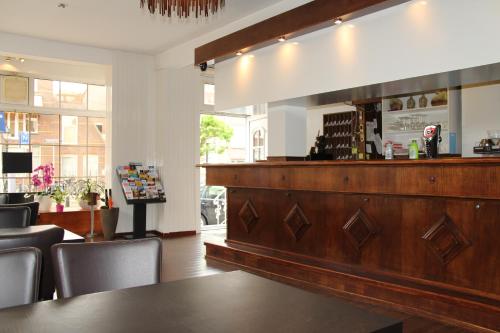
199,62 -> 208,72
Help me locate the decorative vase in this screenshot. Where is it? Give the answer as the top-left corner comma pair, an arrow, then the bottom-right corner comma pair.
389,98 -> 403,111
419,94 -> 428,108
101,207 -> 119,241
407,96 -> 416,109
56,204 -> 64,213
37,195 -> 53,212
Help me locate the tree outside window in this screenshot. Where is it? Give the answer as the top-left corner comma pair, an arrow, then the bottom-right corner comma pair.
200,115 -> 234,163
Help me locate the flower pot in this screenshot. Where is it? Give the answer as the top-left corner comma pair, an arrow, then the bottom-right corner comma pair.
101,207 -> 119,241
56,204 -> 64,213
37,195 -> 53,212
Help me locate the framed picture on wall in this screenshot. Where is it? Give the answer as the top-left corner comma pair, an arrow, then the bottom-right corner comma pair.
0,75 -> 29,105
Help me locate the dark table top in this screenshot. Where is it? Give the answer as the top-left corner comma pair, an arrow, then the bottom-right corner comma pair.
0,271 -> 401,333
0,224 -> 85,243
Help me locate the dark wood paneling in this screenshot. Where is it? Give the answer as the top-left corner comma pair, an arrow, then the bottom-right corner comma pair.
204,159 -> 500,200
202,159 -> 500,332
38,209 -> 102,236
194,0 -> 410,64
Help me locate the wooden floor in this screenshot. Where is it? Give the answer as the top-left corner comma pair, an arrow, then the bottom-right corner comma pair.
161,229 -> 475,333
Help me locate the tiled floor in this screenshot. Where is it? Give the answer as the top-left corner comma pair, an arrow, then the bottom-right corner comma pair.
161,229 -> 474,333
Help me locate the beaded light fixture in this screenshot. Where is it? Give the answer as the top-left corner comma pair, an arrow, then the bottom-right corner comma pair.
140,0 -> 225,18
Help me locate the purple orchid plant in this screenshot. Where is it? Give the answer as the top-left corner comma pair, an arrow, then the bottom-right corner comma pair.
32,163 -> 55,196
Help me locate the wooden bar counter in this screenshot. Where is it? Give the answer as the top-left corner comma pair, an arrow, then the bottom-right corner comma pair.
201,158 -> 500,332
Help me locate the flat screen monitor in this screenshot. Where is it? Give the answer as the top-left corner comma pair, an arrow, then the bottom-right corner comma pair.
2,152 -> 32,174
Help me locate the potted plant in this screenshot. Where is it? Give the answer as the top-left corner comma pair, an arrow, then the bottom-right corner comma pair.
50,185 -> 67,213
31,163 -> 55,212
70,179 -> 105,210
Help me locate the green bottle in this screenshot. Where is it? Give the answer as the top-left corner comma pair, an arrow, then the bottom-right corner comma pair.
409,139 -> 419,160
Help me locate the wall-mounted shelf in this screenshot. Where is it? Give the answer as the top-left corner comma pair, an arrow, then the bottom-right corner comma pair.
385,105 -> 447,115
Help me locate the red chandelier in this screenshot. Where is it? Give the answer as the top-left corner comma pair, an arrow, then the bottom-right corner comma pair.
140,0 -> 225,18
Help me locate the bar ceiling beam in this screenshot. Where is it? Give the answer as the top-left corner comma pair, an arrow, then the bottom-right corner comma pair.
194,0 -> 411,65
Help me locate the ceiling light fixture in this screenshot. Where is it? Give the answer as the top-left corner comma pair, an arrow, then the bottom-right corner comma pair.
5,57 -> 12,62
57,3 -> 67,9
19,58 -> 25,63
278,36 -> 286,42
140,0 -> 225,18
236,51 -> 243,56
334,18 -> 343,25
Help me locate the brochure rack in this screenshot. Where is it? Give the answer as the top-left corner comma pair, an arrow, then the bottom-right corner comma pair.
116,164 -> 166,239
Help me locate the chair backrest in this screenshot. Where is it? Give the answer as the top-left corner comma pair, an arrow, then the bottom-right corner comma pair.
0,202 -> 40,226
0,194 -> 8,205
0,226 -> 65,301
0,247 -> 41,309
52,238 -> 162,299
0,206 -> 31,228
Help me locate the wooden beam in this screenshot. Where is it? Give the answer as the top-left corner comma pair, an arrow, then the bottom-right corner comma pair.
194,0 -> 410,65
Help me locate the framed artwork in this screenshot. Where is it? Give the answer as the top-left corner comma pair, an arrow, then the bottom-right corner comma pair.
0,75 -> 29,105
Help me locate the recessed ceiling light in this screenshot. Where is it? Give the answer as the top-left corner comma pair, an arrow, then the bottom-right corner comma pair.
57,3 -> 68,9
278,36 -> 286,42
334,18 -> 343,25
5,57 -> 12,62
236,51 -> 243,56
19,58 -> 25,63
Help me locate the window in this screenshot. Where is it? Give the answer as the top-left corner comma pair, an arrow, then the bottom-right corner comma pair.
88,85 -> 107,111
87,155 -> 99,177
203,84 -> 215,106
252,129 -> 266,162
60,82 -> 87,110
34,79 -> 60,108
61,116 -> 78,145
61,155 -> 78,177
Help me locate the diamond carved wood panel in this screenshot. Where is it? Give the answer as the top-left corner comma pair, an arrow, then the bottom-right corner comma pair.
283,204 -> 311,241
343,209 -> 379,253
238,200 -> 259,233
422,215 -> 471,265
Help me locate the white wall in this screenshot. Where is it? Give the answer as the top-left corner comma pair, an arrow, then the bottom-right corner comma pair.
306,103 -> 356,152
268,105 -> 307,157
111,51 -> 158,232
215,0 -> 500,110
155,66 -> 201,233
461,83 -> 500,157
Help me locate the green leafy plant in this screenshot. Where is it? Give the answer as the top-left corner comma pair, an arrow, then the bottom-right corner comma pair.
50,185 -> 67,205
66,179 -> 105,203
200,115 -> 234,161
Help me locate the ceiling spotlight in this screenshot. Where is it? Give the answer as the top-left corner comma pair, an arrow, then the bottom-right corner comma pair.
5,57 -> 12,62
57,3 -> 68,9
19,58 -> 25,63
278,36 -> 286,42
236,51 -> 243,56
334,18 -> 343,25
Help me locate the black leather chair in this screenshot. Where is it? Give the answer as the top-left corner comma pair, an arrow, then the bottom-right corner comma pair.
0,247 -> 41,309
0,226 -> 64,301
0,206 -> 31,228
0,202 -> 40,226
0,194 -> 8,205
52,238 -> 162,299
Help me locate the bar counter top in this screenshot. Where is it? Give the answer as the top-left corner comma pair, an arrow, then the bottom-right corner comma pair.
199,157 -> 500,168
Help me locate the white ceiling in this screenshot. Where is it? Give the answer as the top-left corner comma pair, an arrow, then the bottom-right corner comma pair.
0,0 -> 280,54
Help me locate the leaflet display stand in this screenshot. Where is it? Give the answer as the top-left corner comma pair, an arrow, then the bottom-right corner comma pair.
116,164 -> 166,239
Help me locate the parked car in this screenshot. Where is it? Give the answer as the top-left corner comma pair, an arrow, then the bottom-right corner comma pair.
200,186 -> 226,226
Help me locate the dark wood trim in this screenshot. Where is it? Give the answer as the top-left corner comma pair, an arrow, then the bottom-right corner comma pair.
205,241 -> 500,332
194,0 -> 411,65
116,230 -> 196,239
265,156 -> 306,162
